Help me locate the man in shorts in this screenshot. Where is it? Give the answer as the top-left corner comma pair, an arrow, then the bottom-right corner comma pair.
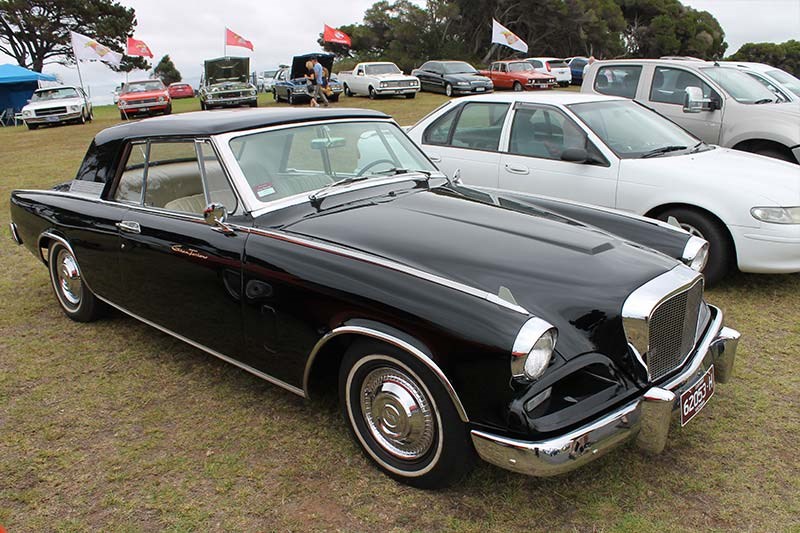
311,57 -> 329,107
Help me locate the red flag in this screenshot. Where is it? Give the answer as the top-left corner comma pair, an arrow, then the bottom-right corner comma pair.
323,25 -> 351,47
226,28 -> 254,51
126,36 -> 153,58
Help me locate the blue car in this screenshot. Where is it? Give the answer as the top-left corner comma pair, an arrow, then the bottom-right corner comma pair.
273,53 -> 343,105
566,56 -> 589,85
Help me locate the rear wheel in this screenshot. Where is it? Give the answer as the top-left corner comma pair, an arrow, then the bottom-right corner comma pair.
656,208 -> 732,285
339,340 -> 474,489
47,242 -> 104,322
513,81 -> 523,92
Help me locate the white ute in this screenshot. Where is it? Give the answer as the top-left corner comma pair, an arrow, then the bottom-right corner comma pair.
338,62 -> 420,99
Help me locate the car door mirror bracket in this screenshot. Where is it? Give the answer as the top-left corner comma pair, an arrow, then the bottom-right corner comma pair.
203,203 -> 235,235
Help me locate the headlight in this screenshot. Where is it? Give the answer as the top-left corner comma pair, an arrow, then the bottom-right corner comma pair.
411,80 -> 418,86
68,105 -> 79,112
293,86 -> 305,93
22,110 -> 32,117
250,90 -> 256,96
511,317 -> 557,380
751,206 -> 800,224
119,101 -> 128,107
681,235 -> 709,272
380,82 -> 387,88
157,96 -> 165,102
456,81 -> 469,86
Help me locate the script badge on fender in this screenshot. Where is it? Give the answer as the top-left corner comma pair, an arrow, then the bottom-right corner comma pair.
680,364 -> 715,426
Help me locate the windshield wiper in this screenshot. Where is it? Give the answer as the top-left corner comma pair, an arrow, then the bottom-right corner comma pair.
754,98 -> 775,104
688,141 -> 706,154
308,176 -> 370,206
641,145 -> 688,159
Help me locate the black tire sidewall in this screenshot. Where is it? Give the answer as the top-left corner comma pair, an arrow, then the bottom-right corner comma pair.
339,340 -> 474,488
658,208 -> 731,285
513,82 -> 522,91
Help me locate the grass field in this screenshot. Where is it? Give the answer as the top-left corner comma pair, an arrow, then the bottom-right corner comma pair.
1,91 -> 798,532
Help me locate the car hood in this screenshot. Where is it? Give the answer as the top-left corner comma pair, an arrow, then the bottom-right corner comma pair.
623,146 -> 800,206
281,185 -> 679,363
205,57 -> 249,84
119,89 -> 167,100
370,73 -> 418,81
290,53 -> 335,80
444,73 -> 492,83
23,97 -> 83,111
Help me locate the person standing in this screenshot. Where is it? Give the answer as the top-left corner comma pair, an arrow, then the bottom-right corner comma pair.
311,57 -> 329,107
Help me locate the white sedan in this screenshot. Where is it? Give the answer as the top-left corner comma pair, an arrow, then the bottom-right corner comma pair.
406,92 -> 800,284
20,85 -> 93,130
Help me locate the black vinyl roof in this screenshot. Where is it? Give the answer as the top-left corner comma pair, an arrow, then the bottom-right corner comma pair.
94,108 -> 391,146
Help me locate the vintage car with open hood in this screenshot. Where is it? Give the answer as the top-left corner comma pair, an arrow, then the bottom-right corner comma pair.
273,53 -> 343,104
199,56 -> 258,110
9,108 -> 739,488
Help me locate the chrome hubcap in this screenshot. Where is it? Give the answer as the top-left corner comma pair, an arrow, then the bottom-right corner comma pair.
56,249 -> 81,307
679,222 -> 705,240
360,367 -> 434,460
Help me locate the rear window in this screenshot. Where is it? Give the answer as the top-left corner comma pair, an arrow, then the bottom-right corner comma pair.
594,65 -> 642,99
548,60 -> 568,68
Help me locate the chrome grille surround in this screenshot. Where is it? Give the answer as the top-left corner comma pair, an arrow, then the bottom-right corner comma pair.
622,265 -> 705,381
35,106 -> 67,117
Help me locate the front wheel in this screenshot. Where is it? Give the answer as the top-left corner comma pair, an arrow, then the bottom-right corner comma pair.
344,84 -> 352,97
368,86 -> 376,99
164,104 -> 172,115
339,340 -> 475,489
445,83 -> 453,97
656,208 -> 732,285
405,92 -> 416,99
513,81 -> 523,92
47,241 -> 104,322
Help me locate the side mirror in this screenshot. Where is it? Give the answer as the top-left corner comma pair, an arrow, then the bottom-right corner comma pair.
561,147 -> 590,163
203,202 -> 235,235
683,86 -> 713,113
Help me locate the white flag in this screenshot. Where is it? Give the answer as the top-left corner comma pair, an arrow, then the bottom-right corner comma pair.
70,31 -> 123,67
491,19 -> 528,53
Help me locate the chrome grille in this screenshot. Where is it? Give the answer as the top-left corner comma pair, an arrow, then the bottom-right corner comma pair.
128,98 -> 158,105
385,81 -> 414,88
35,107 -> 67,116
646,280 -> 703,380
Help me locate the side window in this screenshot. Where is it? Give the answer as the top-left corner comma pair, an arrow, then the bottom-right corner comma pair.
509,106 -> 587,161
594,65 -> 642,99
423,105 -> 459,145
449,102 -> 510,151
530,60 -> 543,69
499,63 -> 507,72
650,67 -> 715,105
115,143 -> 147,204
115,140 -> 236,215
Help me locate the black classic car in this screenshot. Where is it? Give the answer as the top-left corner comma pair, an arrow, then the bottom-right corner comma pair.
9,108 -> 739,488
199,56 -> 258,110
412,60 -> 494,96
273,53 -> 342,105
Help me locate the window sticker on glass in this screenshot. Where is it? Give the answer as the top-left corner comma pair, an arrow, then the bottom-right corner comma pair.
254,183 -> 276,198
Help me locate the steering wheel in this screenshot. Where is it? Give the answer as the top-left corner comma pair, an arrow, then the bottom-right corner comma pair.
356,159 -> 396,177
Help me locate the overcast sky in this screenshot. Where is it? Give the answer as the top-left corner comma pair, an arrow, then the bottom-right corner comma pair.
1,0 -> 798,92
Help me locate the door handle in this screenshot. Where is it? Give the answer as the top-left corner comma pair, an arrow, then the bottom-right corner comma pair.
428,154 -> 442,163
505,164 -> 529,175
116,221 -> 141,234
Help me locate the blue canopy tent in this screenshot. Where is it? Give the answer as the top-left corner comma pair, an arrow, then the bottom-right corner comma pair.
0,64 -> 58,114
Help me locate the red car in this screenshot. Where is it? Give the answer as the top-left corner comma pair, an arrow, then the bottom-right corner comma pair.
168,82 -> 195,99
479,61 -> 556,91
117,79 -> 171,120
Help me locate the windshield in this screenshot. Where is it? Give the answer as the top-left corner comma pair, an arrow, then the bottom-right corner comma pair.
442,62 -> 477,74
700,67 -> 777,103
568,100 -> 704,159
263,70 -> 278,78
766,69 -> 800,97
509,62 -> 534,73
32,88 -> 78,101
365,64 -> 402,75
228,121 -> 437,204
123,81 -> 165,93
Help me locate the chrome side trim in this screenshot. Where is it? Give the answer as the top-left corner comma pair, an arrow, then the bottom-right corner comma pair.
9,222 -> 22,245
234,225 -> 528,316
621,264 -> 703,376
94,294 -> 306,398
303,325 -> 469,422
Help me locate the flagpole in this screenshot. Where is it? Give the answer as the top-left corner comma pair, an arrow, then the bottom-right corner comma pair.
224,28 -> 227,57
74,53 -> 85,91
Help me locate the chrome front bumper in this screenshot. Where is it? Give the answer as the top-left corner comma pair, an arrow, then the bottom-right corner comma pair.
471,305 -> 739,477
25,111 -> 82,124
